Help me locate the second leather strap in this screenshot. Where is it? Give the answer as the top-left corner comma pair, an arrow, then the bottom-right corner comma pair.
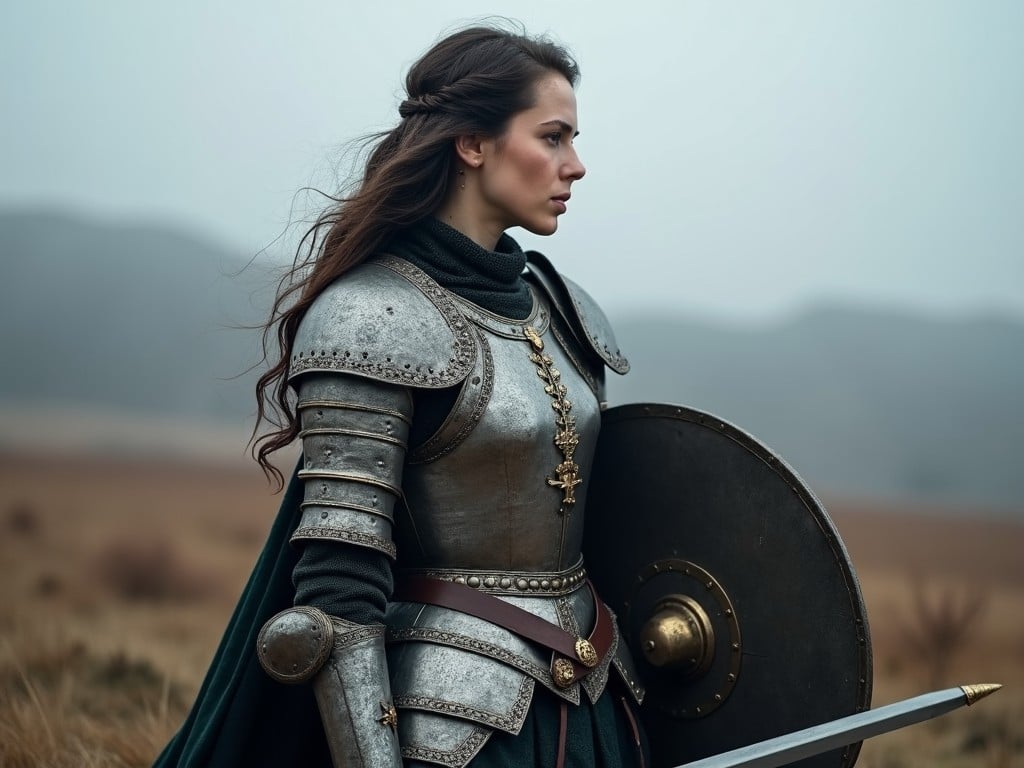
393,576 -> 614,688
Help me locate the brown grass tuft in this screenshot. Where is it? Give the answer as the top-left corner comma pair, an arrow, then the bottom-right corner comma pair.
0,632 -> 189,768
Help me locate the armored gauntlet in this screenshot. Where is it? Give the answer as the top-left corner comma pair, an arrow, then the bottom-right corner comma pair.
258,606 -> 402,767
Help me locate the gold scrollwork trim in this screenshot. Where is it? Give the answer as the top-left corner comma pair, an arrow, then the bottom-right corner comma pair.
408,328 -> 494,465
401,725 -> 492,768
329,621 -> 386,650
524,325 -> 582,511
386,627 -> 581,704
291,526 -> 398,559
581,624 -> 616,704
394,676 -> 533,734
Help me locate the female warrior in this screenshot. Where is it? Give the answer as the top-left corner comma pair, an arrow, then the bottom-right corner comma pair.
155,24 -> 646,768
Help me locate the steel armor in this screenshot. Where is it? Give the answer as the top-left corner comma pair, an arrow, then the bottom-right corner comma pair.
260,254 -> 634,768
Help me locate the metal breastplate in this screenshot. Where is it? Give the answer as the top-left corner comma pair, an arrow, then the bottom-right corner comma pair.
383,278 -> 641,767
397,289 -> 601,573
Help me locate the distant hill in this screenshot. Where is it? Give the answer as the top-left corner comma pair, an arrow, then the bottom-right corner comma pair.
0,210 -> 271,423
607,310 -> 1024,511
2,210 -> 1022,513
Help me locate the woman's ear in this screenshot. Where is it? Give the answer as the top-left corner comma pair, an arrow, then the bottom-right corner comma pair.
453,134 -> 485,168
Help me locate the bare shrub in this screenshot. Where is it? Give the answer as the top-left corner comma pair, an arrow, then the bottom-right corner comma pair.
34,572 -> 62,597
899,579 -> 988,689
93,537 -> 211,603
959,706 -> 1024,768
5,501 -> 41,536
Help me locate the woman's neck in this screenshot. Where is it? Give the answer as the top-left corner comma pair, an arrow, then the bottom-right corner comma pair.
387,218 -> 532,320
433,195 -> 505,251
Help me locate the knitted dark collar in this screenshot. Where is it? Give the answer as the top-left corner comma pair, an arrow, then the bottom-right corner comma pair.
387,218 -> 532,320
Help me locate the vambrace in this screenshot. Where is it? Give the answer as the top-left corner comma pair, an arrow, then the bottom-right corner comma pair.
258,606 -> 403,767
291,372 -> 413,559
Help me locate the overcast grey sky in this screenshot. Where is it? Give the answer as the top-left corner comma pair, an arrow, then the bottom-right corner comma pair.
2,1 -> 1021,319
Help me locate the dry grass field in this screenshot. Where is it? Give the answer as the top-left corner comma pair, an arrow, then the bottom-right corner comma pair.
1,451 -> 1021,767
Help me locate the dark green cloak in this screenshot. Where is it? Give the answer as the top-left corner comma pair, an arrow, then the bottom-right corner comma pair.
153,468 -> 334,767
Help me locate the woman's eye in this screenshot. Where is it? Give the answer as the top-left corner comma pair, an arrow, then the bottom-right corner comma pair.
545,132 -> 563,146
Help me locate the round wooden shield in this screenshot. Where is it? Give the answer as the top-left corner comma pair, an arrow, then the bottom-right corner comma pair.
584,403 -> 872,768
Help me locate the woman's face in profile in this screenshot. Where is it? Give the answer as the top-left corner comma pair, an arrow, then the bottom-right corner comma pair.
475,73 -> 587,237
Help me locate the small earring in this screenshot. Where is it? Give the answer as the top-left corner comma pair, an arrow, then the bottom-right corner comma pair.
457,169 -> 466,191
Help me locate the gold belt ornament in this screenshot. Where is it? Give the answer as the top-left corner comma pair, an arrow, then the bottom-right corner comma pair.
524,326 -> 582,512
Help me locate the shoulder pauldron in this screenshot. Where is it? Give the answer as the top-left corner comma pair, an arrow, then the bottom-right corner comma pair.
524,251 -> 629,375
289,255 -> 477,389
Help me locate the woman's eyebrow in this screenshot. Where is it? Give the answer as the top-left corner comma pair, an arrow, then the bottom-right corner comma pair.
538,119 -> 580,138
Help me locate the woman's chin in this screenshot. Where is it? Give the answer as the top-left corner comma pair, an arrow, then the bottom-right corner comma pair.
521,218 -> 559,237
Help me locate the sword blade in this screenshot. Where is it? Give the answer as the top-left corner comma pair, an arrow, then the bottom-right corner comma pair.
677,683 -> 1001,768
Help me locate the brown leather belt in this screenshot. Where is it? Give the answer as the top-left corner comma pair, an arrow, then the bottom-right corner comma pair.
394,576 -> 614,688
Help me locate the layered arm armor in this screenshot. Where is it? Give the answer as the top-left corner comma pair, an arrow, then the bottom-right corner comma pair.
291,372 -> 412,558
258,371 -> 413,768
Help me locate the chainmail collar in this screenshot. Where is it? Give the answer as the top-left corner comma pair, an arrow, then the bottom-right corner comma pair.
387,217 -> 533,321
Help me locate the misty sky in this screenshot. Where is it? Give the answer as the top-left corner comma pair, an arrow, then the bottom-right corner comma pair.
2,1 -> 1022,319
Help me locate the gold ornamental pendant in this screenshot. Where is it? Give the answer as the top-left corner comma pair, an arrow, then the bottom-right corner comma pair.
552,658 -> 575,688
377,700 -> 398,731
575,637 -> 599,668
524,326 -> 582,511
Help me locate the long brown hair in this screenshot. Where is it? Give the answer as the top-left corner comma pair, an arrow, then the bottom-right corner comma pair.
253,24 -> 580,487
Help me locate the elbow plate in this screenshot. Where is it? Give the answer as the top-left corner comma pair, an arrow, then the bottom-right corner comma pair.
257,605 -> 335,683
